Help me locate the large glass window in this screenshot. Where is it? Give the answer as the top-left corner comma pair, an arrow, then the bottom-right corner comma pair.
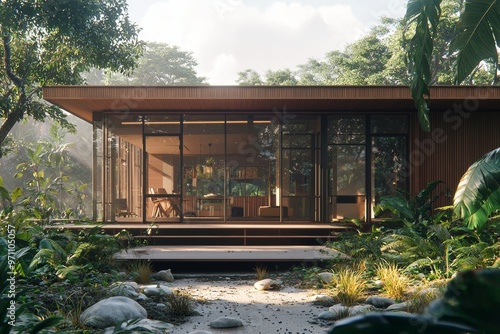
226,115 -> 277,219
328,116 -> 366,220
104,114 -> 143,222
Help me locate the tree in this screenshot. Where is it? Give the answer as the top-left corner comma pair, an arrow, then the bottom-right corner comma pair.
0,0 -> 143,156
236,69 -> 263,85
404,0 -> 500,131
98,42 -> 207,85
263,69 -> 298,85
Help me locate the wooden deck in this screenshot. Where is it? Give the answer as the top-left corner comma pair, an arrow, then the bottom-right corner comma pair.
47,222 -> 351,246
114,245 -> 346,262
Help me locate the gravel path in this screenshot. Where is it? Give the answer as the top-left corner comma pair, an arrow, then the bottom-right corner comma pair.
169,275 -> 331,333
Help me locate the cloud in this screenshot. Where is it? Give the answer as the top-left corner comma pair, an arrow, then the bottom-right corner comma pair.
139,1 -> 365,84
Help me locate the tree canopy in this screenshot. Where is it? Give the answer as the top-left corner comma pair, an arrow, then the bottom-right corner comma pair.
91,42 -> 207,85
0,0 -> 143,156
237,1 -> 492,88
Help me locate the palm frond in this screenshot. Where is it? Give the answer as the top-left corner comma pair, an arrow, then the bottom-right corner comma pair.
451,0 -> 500,83
454,148 -> 500,229
403,0 -> 443,132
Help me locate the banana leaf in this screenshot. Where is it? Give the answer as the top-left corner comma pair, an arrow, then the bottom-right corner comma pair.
450,0 -> 500,84
454,148 -> 500,229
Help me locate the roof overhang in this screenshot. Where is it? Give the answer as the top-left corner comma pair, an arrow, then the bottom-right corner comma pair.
42,85 -> 500,123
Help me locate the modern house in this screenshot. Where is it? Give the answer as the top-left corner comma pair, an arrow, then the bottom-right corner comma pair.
42,85 -> 500,246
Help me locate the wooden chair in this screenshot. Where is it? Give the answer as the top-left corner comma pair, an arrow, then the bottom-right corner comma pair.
150,188 -> 180,218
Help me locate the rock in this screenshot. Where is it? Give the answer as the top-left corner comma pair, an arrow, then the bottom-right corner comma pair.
386,301 -> 409,312
254,278 -> 274,291
209,316 -> 244,328
136,293 -> 149,301
103,318 -> 173,334
141,284 -> 174,297
416,273 -> 426,280
318,272 -> 334,284
313,294 -> 334,303
109,283 -> 139,298
80,296 -> 147,329
189,331 -> 214,334
156,303 -> 167,308
155,269 -> 174,283
365,296 -> 395,308
319,304 -> 349,320
349,304 -> 375,315
373,279 -> 384,287
318,311 -> 337,320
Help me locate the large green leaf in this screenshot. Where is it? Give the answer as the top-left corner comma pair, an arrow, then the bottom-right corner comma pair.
451,0 -> 500,84
454,148 -> 500,229
403,0 -> 443,132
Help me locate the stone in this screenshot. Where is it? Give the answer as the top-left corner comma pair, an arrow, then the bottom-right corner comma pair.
365,296 -> 395,308
189,331 -> 214,334
349,304 -> 375,316
80,296 -> 147,329
319,304 -> 349,320
318,272 -> 334,284
254,278 -> 274,291
313,294 -> 334,303
318,311 -> 337,320
386,301 -> 409,312
109,283 -> 139,298
141,284 -> 174,297
103,318 -> 173,334
209,316 -> 244,328
155,269 -> 174,283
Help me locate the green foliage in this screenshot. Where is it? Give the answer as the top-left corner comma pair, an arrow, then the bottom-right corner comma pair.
426,268 -> 500,333
377,180 -> 444,236
0,253 -> 62,334
0,0 -> 143,153
403,0 -> 442,132
10,123 -> 90,219
454,147 -> 500,229
99,42 -> 207,85
327,227 -> 384,261
403,0 -> 500,131
451,0 -> 500,84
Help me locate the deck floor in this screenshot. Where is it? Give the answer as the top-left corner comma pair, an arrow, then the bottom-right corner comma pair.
115,245 -> 345,261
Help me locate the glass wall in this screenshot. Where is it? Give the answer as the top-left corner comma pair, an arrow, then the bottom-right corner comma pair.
97,112 -> 407,223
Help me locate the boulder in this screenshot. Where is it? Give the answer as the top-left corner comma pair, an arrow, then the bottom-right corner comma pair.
313,294 -> 334,303
365,296 -> 395,308
386,301 -> 409,312
141,284 -> 174,296
109,283 -> 139,298
209,316 -> 244,328
154,269 -> 174,283
103,318 -> 173,334
349,304 -> 375,316
318,272 -> 334,284
80,296 -> 147,329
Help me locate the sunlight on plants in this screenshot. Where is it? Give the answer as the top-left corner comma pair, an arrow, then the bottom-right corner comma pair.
329,262 -> 367,306
375,262 -> 409,300
129,260 -> 153,284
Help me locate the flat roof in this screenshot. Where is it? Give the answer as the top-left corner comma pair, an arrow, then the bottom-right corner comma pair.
42,85 -> 500,123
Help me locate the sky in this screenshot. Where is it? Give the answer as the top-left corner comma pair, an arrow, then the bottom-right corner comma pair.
126,0 -> 408,85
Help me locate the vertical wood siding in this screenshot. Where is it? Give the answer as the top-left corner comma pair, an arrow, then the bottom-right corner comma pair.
410,111 -> 500,208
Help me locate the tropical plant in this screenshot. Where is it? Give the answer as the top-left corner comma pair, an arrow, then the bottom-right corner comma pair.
377,180 -> 444,237
0,253 -> 62,334
454,147 -> 500,229
404,0 -> 500,132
